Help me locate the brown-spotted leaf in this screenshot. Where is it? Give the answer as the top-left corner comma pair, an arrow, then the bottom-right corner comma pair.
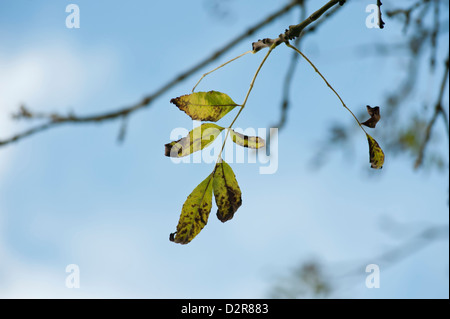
165,123 -> 224,157
366,133 -> 385,169
213,160 -> 242,222
170,174 -> 214,244
170,91 -> 239,122
229,129 -> 265,149
361,105 -> 380,128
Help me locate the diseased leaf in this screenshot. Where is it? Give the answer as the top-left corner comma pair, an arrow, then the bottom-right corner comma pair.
171,91 -> 239,122
229,129 -> 265,149
170,174 -> 214,244
361,105 -> 380,128
213,160 -> 242,222
165,123 -> 225,157
366,133 -> 385,169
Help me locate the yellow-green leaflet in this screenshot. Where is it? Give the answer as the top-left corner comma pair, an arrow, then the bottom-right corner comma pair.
213,160 -> 242,222
170,174 -> 214,244
165,123 -> 225,158
366,133 -> 385,169
229,129 -> 265,149
170,91 -> 239,122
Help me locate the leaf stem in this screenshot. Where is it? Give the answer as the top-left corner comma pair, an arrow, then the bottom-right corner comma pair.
285,43 -> 367,134
192,51 -> 253,92
215,44 -> 276,167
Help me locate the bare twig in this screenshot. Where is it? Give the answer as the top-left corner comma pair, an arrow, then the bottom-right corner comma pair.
252,0 -> 345,52
191,50 -> 252,93
0,1 -> 300,147
429,0 -> 440,70
273,6 -> 305,131
342,224 -> 448,279
386,0 -> 431,33
269,222 -> 448,298
415,53 -> 449,169
284,0 -> 345,40
377,0 -> 385,29
286,43 -> 364,132
273,3 -> 342,130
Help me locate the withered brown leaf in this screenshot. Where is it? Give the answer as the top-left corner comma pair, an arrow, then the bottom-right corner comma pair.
361,105 -> 380,128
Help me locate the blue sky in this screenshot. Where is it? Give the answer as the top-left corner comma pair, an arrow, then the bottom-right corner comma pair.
0,0 -> 448,298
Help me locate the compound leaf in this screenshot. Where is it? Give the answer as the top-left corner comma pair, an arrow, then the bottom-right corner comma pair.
229,129 -> 265,149
366,133 -> 385,169
213,160 -> 242,222
165,123 -> 225,157
171,91 -> 239,122
170,173 -> 214,244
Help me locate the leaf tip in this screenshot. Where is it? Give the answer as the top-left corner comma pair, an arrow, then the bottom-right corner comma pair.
164,143 -> 171,157
217,210 -> 232,223
170,96 -> 180,105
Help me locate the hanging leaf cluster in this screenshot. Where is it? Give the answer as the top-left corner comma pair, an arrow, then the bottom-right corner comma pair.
169,160 -> 242,244
165,91 -> 265,244
164,32 -> 386,245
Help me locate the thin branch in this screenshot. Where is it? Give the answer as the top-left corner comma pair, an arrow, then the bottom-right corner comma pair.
415,53 -> 449,169
429,0 -> 440,70
343,225 -> 448,279
329,224 -> 449,297
286,43 -> 365,133
273,2 -> 343,130
376,0 -> 385,29
386,0 -> 431,33
0,1 -> 300,147
216,44 -> 276,164
192,50 -> 252,93
274,45 -> 300,131
252,0 -> 345,52
284,0 -> 345,40
273,4 -> 306,131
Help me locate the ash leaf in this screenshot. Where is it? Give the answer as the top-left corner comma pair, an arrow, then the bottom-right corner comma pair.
361,105 -> 381,128
165,123 -> 225,158
170,91 -> 239,122
170,173 -> 214,244
366,133 -> 385,169
213,160 -> 242,222
229,129 -> 265,149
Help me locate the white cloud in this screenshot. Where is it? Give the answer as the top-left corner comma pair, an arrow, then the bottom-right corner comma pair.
0,41 -> 118,134
0,40 -> 119,298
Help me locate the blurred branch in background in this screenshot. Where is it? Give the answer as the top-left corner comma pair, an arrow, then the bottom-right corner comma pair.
415,53 -> 449,169
269,261 -> 332,299
3,0 -> 446,176
0,0 -> 302,147
272,2 -> 343,131
0,0 -> 448,299
310,0 -> 449,172
269,222 -> 449,298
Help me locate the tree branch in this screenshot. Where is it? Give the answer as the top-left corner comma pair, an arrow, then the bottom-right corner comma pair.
252,0 -> 345,52
376,0 -> 385,29
284,0 -> 345,40
415,53 -> 449,169
273,3 -> 343,130
0,1 -> 300,147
